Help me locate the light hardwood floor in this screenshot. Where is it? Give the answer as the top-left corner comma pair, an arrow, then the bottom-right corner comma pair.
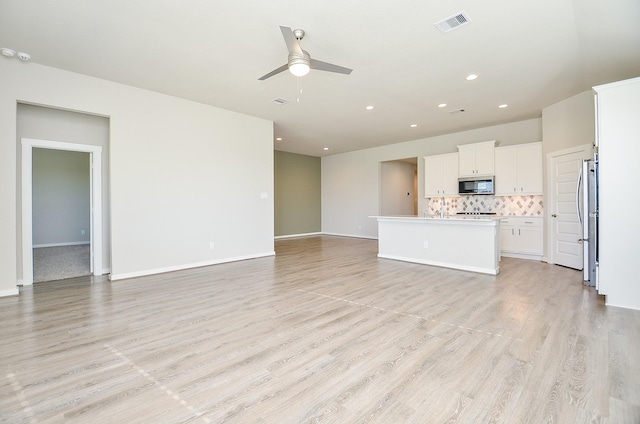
1,235 -> 639,423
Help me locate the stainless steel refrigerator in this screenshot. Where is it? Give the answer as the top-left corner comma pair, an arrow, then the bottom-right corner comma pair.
578,154 -> 598,287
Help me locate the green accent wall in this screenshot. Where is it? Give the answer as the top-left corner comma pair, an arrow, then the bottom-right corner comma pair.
274,151 -> 321,236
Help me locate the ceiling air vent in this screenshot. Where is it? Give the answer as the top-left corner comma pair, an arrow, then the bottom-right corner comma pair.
435,11 -> 471,33
271,98 -> 288,106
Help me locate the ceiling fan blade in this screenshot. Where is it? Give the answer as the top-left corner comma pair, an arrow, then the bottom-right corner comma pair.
279,26 -> 303,55
258,64 -> 289,80
310,58 -> 353,75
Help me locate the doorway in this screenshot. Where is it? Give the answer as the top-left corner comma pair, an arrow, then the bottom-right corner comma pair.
380,158 -> 418,216
547,144 -> 592,268
21,138 -> 103,285
32,148 -> 91,282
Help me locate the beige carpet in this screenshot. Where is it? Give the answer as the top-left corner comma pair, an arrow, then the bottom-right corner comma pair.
33,245 -> 91,283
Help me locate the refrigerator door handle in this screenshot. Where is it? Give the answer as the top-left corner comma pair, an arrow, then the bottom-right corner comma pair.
576,165 -> 584,227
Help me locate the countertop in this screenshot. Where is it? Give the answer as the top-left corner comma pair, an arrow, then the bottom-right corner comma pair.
369,215 -> 502,223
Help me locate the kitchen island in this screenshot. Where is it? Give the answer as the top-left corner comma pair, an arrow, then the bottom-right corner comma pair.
371,215 -> 501,275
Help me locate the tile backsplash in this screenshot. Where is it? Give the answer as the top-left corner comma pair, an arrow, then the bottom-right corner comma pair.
426,195 -> 543,216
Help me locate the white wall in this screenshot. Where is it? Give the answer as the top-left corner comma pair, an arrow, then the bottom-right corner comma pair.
0,61 -> 273,295
32,149 -> 90,246
322,119 -> 541,238
380,160 -> 416,216
594,77 -> 640,310
542,91 -> 595,153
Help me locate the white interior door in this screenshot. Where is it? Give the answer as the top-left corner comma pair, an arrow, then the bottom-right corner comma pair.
547,144 -> 592,269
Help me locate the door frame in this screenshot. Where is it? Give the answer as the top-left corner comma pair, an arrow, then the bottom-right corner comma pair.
21,138 -> 103,285
546,143 -> 592,265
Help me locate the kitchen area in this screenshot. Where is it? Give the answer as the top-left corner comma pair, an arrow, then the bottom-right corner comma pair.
373,139 -> 545,275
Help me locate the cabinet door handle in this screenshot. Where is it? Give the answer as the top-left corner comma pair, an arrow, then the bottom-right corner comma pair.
511,229 -> 514,235
551,214 -> 557,217
519,229 -> 521,236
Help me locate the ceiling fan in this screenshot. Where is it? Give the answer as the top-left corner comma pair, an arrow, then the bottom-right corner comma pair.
258,26 -> 353,80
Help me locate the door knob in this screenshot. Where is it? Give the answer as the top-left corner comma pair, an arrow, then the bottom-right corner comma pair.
551,214 -> 557,217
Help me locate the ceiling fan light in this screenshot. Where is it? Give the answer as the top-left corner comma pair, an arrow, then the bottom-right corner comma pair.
289,62 -> 310,77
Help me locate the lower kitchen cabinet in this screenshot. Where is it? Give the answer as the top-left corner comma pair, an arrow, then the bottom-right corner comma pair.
500,217 -> 542,260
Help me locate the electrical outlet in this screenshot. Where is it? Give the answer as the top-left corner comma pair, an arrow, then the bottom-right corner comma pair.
209,242 -> 215,249
423,241 -> 429,248
81,229 -> 86,235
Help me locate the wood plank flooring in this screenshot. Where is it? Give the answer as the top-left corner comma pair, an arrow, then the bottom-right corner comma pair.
1,235 -> 639,423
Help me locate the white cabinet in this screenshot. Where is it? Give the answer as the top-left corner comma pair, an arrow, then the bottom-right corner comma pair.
495,142 -> 542,195
424,153 -> 458,197
500,217 -> 542,260
457,140 -> 495,177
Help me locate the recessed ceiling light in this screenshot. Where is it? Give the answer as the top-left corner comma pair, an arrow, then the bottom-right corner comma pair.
466,74 -> 478,81
323,147 -> 329,151
366,105 -> 374,110
498,104 -> 508,109
275,137 -> 282,141
438,103 -> 447,108
1,48 -> 16,57
410,124 -> 418,128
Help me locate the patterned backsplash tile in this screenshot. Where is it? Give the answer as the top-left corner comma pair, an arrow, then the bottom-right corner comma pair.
426,195 -> 544,216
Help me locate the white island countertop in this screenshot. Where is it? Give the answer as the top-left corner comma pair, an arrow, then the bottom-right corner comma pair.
370,215 -> 501,275
371,215 -> 504,222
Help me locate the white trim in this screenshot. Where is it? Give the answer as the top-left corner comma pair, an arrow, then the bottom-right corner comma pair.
320,232 -> 378,240
378,254 -> 499,276
500,252 -> 543,261
21,138 -> 103,286
33,241 -> 90,248
0,288 -> 20,298
109,251 -> 276,281
604,299 -> 640,311
275,232 -> 322,239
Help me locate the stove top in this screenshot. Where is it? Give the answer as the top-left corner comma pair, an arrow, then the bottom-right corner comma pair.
456,212 -> 497,215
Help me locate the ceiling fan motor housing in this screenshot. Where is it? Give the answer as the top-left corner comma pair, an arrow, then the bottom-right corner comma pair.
288,50 -> 311,76
288,50 -> 311,68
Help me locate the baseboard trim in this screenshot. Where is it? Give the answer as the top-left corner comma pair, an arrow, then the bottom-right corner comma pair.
33,241 -> 90,248
321,232 -> 378,240
378,253 -> 499,276
109,251 -> 276,281
604,298 -> 640,311
500,252 -> 543,261
275,232 -> 322,240
0,288 -> 20,297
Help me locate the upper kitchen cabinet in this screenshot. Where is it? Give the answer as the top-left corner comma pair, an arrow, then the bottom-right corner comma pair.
494,142 -> 543,195
424,153 -> 458,197
457,140 -> 495,177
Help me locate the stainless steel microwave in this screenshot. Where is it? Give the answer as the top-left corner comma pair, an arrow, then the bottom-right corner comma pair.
458,176 -> 495,195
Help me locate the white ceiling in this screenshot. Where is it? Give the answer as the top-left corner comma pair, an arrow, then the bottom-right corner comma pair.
1,0 -> 639,157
